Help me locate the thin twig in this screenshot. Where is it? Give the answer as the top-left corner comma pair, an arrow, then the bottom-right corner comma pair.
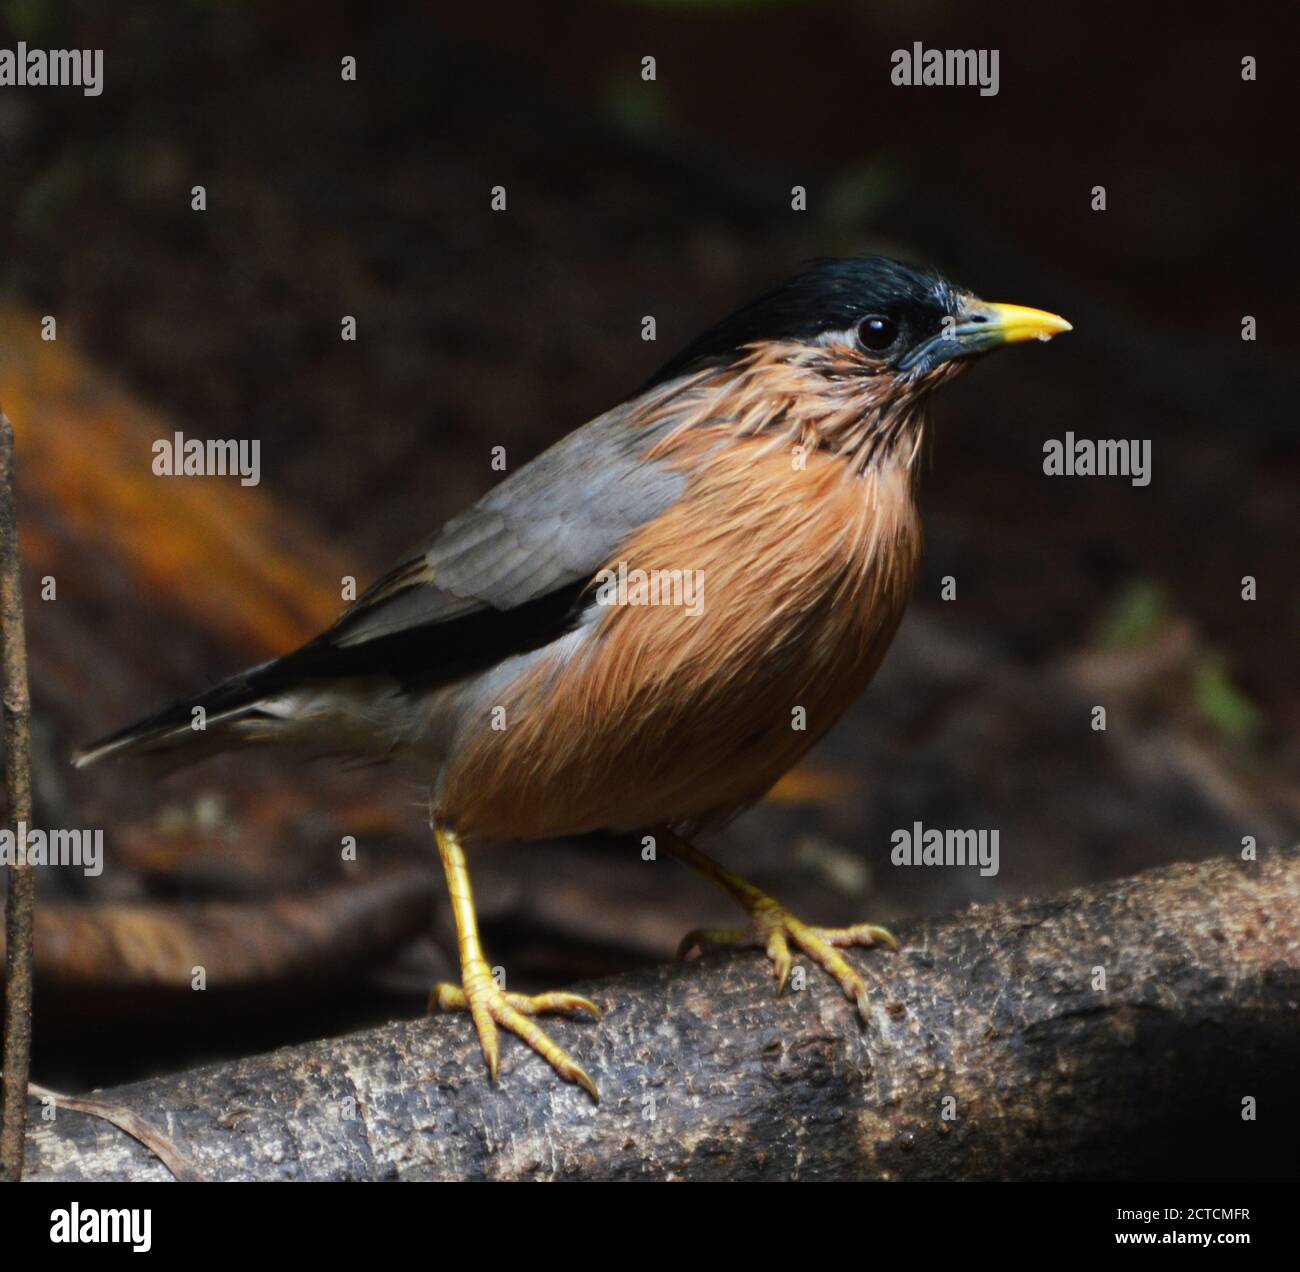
27,1083 -> 201,1182
0,407 -> 35,1182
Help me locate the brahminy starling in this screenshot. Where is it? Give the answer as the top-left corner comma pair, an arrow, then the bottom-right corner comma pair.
77,256 -> 1071,1099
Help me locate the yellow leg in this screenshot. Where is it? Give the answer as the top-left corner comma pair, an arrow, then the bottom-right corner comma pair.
428,821 -> 601,1100
661,829 -> 898,1021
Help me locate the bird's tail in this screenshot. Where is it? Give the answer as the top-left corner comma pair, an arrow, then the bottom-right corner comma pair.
73,657 -> 287,774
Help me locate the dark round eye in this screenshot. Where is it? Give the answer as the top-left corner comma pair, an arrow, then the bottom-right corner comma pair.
857,315 -> 898,352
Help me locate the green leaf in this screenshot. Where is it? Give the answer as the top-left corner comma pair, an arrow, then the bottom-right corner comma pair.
1094,579 -> 1169,650
1193,655 -> 1264,744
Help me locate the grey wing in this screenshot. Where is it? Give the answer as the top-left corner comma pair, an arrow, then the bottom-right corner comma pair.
297,402 -> 687,679
70,399 -> 693,770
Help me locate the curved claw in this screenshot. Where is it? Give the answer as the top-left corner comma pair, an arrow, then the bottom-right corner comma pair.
765,928 -> 793,994
492,997 -> 600,1101
429,978 -> 602,1100
817,921 -> 899,951
506,990 -> 603,1021
676,908 -> 898,1023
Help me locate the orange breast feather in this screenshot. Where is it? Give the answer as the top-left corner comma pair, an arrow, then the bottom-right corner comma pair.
441,433 -> 922,841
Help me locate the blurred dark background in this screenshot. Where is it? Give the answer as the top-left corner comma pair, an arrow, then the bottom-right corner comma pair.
0,0 -> 1295,1096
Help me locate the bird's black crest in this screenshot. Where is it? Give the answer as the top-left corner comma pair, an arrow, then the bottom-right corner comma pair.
643,256 -> 961,390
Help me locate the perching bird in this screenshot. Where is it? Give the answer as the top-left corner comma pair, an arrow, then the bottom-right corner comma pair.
77,256 -> 1070,1100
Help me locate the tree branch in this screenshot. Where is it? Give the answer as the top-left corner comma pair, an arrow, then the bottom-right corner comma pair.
20,849 -> 1300,1181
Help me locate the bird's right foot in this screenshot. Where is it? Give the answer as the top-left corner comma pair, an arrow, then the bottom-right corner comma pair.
429,964 -> 602,1101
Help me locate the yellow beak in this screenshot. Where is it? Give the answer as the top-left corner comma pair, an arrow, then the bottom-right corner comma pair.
973,302 -> 1074,345
898,296 -> 1073,372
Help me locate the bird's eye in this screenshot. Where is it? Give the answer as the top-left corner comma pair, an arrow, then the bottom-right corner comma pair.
857,315 -> 898,352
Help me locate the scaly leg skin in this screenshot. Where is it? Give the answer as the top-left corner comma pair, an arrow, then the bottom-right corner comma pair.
428,821 -> 602,1100
662,829 -> 898,1021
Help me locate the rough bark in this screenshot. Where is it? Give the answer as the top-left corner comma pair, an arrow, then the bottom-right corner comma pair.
21,849 -> 1300,1182
0,407 -> 35,1181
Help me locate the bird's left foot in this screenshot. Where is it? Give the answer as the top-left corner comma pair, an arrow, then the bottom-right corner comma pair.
678,898 -> 898,1022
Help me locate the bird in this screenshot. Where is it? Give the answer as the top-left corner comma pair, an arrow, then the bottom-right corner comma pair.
76,256 -> 1071,1101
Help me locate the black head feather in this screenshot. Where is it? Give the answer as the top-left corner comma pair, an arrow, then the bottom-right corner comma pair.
643,256 -> 963,390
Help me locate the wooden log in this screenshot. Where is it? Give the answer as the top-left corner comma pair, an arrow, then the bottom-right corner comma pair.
19,848 -> 1300,1181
